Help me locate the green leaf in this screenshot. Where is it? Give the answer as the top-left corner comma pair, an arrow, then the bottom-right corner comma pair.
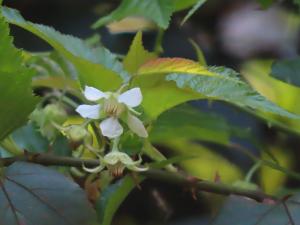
174,0 -> 200,11
166,66 -> 300,119
0,7 -> 39,140
164,140 -> 242,183
242,59 -> 300,136
2,6 -> 128,90
150,104 -> 231,145
293,0 -> 300,8
92,0 -> 174,29
0,162 -> 98,225
212,195 -> 300,225
96,175 -> 144,225
133,57 -> 213,119
123,31 -> 156,75
137,57 -> 215,76
271,57 -> 300,87
257,0 -> 274,9
12,122 -> 71,156
180,0 -> 207,26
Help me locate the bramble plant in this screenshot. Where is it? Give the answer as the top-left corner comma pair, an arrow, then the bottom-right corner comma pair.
1,0 -> 300,225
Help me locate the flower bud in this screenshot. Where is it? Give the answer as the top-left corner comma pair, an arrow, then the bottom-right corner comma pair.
65,125 -> 88,143
30,103 -> 67,141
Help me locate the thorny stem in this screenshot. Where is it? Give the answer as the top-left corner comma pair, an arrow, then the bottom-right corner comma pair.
0,152 -> 276,202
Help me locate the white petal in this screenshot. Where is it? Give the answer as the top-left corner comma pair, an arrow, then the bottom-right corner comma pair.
100,117 -> 123,138
127,114 -> 148,138
75,104 -> 101,119
84,86 -> 108,101
118,88 -> 142,107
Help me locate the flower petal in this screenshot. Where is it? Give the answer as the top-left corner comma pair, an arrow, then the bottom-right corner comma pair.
84,86 -> 108,101
75,104 -> 100,119
127,114 -> 148,138
127,164 -> 148,172
82,164 -> 104,173
100,117 -> 123,138
118,87 -> 142,107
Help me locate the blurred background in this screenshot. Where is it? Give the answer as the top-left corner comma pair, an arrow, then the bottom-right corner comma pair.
3,0 -> 300,224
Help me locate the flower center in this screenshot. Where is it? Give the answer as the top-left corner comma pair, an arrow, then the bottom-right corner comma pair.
103,98 -> 125,117
107,162 -> 125,177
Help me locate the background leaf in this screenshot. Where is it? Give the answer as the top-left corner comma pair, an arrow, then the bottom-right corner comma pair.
163,140 -> 242,183
96,175 -> 144,225
242,59 -> 300,135
0,6 -> 38,140
180,0 -> 207,26
150,104 -> 231,145
257,0 -> 275,9
2,6 -> 128,90
271,57 -> 300,87
0,162 -> 97,225
212,195 -> 300,225
92,0 -> 174,29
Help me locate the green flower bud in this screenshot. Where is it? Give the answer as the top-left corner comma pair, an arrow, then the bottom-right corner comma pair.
30,103 -> 67,141
65,125 -> 88,142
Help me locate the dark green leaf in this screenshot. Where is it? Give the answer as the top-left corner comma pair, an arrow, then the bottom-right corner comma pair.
293,0 -> 300,8
92,0 -> 174,29
150,104 -> 231,145
2,6 -> 128,90
257,0 -> 274,9
12,122 -> 71,156
212,195 -> 300,225
0,162 -> 98,225
174,0 -> 199,11
0,6 -> 39,140
96,175 -> 143,225
166,66 -> 300,119
271,57 -> 300,87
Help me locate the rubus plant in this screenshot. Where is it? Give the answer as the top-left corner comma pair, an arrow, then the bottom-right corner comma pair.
1,0 -> 300,225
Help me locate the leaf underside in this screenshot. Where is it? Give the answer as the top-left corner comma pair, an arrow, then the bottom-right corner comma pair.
0,162 -> 98,225
212,195 -> 300,225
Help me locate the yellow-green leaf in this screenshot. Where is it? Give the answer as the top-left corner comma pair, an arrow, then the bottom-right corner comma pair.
123,31 -> 156,75
137,57 -> 215,76
164,140 -> 242,183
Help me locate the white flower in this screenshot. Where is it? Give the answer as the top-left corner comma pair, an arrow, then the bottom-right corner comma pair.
75,86 -> 148,139
83,151 -> 148,177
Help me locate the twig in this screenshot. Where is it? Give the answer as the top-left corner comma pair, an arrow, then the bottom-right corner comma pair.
0,153 -> 275,202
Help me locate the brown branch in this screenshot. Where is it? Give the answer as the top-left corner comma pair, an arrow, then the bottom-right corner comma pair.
0,153 -> 275,202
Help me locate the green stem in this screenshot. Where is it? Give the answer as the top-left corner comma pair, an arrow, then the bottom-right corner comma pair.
154,28 -> 165,55
245,161 -> 262,183
91,122 -> 104,148
230,143 -> 300,180
111,137 -> 120,152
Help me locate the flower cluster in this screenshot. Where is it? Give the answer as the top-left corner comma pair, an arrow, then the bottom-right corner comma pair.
76,86 -> 148,139
76,86 -> 148,176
